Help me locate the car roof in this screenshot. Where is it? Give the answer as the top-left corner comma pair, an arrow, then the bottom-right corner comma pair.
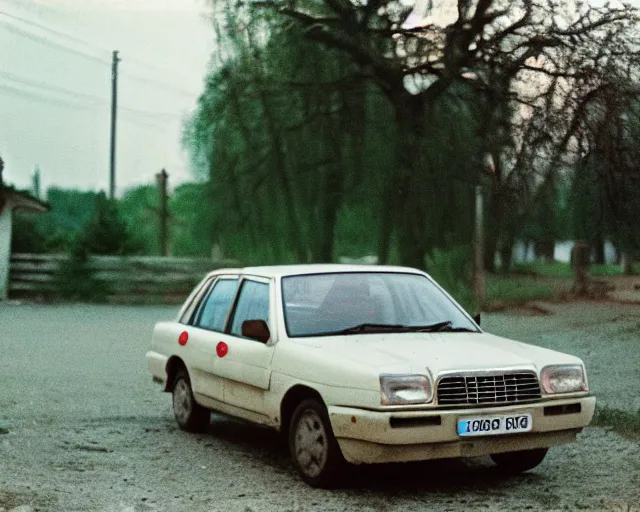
206,264 -> 426,279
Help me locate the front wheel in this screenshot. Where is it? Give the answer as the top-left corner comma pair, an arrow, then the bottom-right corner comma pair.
172,370 -> 209,432
490,448 -> 548,474
289,399 -> 345,488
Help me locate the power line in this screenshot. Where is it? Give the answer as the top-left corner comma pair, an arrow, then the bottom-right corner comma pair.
0,10 -> 111,56
0,20 -> 110,65
1,7 -> 175,75
0,82 -> 96,110
0,81 -> 176,132
0,70 -> 185,119
0,69 -> 106,104
0,10 -> 200,97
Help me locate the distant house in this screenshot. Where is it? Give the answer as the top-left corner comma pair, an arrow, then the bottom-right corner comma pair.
0,159 -> 50,300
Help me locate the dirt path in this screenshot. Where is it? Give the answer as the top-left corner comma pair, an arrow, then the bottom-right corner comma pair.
0,302 -> 638,511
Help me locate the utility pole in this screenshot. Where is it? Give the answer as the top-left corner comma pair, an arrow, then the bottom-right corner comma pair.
32,166 -> 41,199
156,169 -> 169,256
109,50 -> 120,200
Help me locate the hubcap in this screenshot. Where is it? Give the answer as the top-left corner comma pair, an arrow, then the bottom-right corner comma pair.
294,409 -> 328,478
173,378 -> 192,424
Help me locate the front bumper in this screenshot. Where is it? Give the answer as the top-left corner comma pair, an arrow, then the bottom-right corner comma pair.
328,396 -> 595,464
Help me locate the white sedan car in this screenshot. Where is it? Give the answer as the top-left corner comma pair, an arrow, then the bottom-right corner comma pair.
146,265 -> 595,487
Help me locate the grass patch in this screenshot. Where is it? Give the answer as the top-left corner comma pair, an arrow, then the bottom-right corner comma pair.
512,262 -> 573,278
513,261 -> 633,278
590,264 -> 623,277
592,406 -> 640,439
486,275 -> 556,307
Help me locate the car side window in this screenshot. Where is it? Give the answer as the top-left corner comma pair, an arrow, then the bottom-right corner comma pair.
230,280 -> 270,338
193,279 -> 239,332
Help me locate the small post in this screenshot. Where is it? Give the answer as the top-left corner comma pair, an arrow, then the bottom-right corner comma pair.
473,185 -> 485,308
32,166 -> 41,199
155,169 -> 169,257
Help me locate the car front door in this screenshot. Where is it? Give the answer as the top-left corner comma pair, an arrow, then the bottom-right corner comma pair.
214,276 -> 275,415
184,276 -> 240,402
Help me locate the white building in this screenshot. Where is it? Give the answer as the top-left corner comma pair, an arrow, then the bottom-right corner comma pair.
0,163 -> 49,300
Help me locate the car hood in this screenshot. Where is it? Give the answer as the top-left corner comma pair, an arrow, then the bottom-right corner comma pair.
294,331 -> 582,376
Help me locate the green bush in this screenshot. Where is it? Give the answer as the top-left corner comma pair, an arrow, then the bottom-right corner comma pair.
11,213 -> 48,253
55,194 -> 139,301
55,242 -> 106,302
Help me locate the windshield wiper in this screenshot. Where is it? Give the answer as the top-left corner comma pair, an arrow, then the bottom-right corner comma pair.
410,321 -> 478,333
410,321 -> 453,332
335,323 -> 408,335
321,321 -> 478,336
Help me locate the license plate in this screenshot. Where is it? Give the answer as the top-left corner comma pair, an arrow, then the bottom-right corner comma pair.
457,413 -> 533,437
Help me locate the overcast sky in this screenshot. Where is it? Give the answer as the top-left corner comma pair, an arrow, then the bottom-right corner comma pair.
0,0 -> 213,196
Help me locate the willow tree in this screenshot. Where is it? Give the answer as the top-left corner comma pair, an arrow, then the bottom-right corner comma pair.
244,0 -> 640,267
185,14 -> 383,263
188,0 -> 639,267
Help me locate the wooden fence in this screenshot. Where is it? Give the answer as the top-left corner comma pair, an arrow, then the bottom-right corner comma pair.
9,253 -> 238,303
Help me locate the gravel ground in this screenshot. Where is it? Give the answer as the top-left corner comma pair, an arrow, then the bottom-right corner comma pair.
0,301 -> 639,512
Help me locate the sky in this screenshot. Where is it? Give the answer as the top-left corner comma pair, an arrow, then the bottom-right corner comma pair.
1,0 -> 637,198
0,0 -> 214,197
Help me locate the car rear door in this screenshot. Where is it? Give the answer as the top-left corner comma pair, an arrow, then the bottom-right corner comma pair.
181,275 -> 240,401
214,276 -> 275,414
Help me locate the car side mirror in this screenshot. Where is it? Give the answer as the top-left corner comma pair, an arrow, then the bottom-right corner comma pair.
242,319 -> 271,343
473,314 -> 481,326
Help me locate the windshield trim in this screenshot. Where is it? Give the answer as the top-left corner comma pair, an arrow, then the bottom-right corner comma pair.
280,271 -> 480,339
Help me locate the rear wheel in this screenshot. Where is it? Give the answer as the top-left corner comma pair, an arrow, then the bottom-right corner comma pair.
490,448 -> 548,474
288,399 -> 345,488
172,370 -> 209,432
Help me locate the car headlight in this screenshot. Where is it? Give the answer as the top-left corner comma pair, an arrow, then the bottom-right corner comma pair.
380,374 -> 433,405
540,365 -> 588,394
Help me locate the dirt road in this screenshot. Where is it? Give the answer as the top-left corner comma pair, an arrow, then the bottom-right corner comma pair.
0,302 -> 638,511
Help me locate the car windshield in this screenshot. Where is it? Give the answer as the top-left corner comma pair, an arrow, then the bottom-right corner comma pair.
281,272 -> 478,338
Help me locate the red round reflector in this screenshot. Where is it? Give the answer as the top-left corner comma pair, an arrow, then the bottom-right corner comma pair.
216,342 -> 228,358
178,331 -> 189,346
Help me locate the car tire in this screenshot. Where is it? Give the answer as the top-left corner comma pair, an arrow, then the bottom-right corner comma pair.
490,448 -> 548,474
172,369 -> 209,432
288,399 -> 345,488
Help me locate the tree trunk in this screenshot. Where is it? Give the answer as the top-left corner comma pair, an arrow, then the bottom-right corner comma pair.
377,187 -> 394,265
392,93 -> 430,268
535,240 -> 555,262
499,240 -> 514,272
593,235 -> 606,265
316,188 -> 340,262
484,234 -> 498,273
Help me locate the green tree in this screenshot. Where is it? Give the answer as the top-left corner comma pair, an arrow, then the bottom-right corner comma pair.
170,182 -> 216,257
119,185 -> 160,255
79,193 -> 139,255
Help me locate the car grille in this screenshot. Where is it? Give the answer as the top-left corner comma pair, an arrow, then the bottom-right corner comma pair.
437,371 -> 542,406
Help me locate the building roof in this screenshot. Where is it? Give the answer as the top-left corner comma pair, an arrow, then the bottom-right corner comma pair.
0,186 -> 50,214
